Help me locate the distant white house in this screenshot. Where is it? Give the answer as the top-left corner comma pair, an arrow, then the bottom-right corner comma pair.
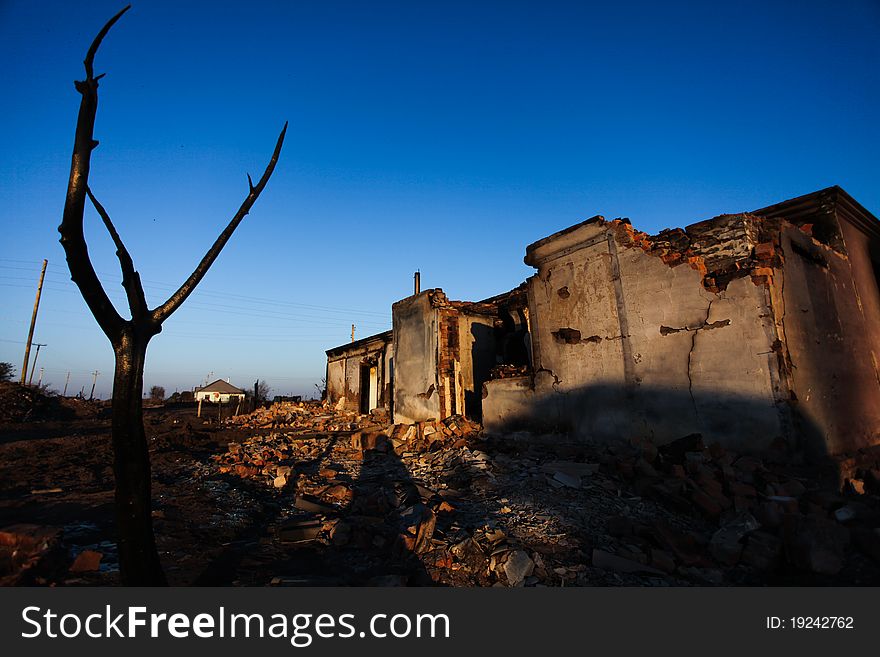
194,379 -> 245,404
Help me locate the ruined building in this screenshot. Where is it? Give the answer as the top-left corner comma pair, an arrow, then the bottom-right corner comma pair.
325,187 -> 880,461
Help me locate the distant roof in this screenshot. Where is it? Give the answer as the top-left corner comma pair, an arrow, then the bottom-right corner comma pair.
196,379 -> 244,394
326,330 -> 393,357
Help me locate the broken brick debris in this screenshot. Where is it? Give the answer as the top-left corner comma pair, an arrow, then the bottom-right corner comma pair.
193,400 -> 880,586
0,524 -> 64,585
69,549 -> 103,573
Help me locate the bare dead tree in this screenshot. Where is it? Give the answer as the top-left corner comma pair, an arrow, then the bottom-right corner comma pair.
59,6 -> 287,585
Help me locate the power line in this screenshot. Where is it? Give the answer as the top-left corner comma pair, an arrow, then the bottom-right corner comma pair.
0,260 -> 389,318
0,277 -> 393,327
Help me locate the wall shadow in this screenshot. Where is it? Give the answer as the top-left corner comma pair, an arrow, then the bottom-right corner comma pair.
466,322 -> 497,422
485,381 -> 836,474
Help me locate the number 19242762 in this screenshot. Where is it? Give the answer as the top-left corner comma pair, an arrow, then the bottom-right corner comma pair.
766,617 -> 854,629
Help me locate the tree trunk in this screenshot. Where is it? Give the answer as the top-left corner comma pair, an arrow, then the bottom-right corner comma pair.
111,327 -> 166,585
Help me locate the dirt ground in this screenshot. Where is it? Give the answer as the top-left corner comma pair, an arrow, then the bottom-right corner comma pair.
1,383 -> 879,587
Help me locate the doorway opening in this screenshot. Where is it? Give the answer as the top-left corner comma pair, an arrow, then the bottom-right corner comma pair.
359,363 -> 378,415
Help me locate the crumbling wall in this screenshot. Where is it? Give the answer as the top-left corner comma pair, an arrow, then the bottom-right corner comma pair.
325,334 -> 391,413
343,356 -> 363,411
326,358 -> 346,405
382,342 -> 394,411
484,215 -> 790,452
437,306 -> 462,419
392,291 -> 441,424
775,226 -> 880,457
391,290 -> 501,424
456,310 -> 497,421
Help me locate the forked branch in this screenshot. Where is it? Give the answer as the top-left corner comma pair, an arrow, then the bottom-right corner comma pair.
61,3 -> 286,334
152,122 -> 288,323
87,186 -> 149,321
59,6 -> 132,341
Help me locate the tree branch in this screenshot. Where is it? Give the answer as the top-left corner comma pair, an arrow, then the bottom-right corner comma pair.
87,186 -> 149,321
85,5 -> 131,80
152,122 -> 288,323
58,6 -> 131,341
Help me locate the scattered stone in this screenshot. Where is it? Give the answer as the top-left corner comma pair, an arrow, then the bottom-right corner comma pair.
0,524 -> 63,585
709,512 -> 760,566
784,516 -> 849,576
741,531 -> 782,571
592,549 -> 664,575
503,550 -> 535,586
277,520 -> 323,544
70,550 -> 102,573
552,471 -> 581,489
294,496 -> 337,515
833,505 -> 857,523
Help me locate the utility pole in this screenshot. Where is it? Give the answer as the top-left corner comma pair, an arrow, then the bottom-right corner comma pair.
27,343 -> 46,385
89,370 -> 99,400
21,259 -> 48,385
351,324 -> 356,342
63,371 -> 71,396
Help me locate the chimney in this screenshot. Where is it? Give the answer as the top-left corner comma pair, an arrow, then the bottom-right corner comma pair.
414,270 -> 421,295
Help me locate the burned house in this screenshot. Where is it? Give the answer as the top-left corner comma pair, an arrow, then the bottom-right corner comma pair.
389,289 -> 529,425
325,186 -> 880,460
326,330 -> 393,415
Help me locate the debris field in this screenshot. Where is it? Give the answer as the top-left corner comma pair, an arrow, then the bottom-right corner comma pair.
1,394 -> 879,586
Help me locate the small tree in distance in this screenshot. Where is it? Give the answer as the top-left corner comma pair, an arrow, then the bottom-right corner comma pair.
148,385 -> 165,402
59,6 -> 286,585
255,379 -> 271,404
0,362 -> 14,382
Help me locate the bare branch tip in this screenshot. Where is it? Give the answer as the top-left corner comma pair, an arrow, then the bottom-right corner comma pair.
84,5 -> 132,79
247,173 -> 255,192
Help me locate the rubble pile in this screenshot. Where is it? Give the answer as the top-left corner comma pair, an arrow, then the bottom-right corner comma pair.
224,400 -> 369,432
192,402 -> 880,585
599,433 -> 880,580
213,414 -> 483,490
0,524 -> 64,585
0,382 -> 95,423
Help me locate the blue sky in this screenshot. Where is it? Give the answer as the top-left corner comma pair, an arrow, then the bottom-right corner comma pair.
1,0 -> 878,398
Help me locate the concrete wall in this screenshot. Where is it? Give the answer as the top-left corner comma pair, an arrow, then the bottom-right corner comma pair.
343,356 -> 362,410
326,334 -> 391,413
392,292 -> 441,424
838,220 -> 880,390
383,342 -> 394,411
458,313 -> 497,421
775,226 -> 880,456
326,358 -> 346,405
484,220 -> 788,452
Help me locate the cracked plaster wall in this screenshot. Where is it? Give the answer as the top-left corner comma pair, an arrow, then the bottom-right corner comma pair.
777,225 -> 880,457
392,291 -> 441,424
326,336 -> 391,412
484,220 -> 787,451
326,358 -> 346,405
